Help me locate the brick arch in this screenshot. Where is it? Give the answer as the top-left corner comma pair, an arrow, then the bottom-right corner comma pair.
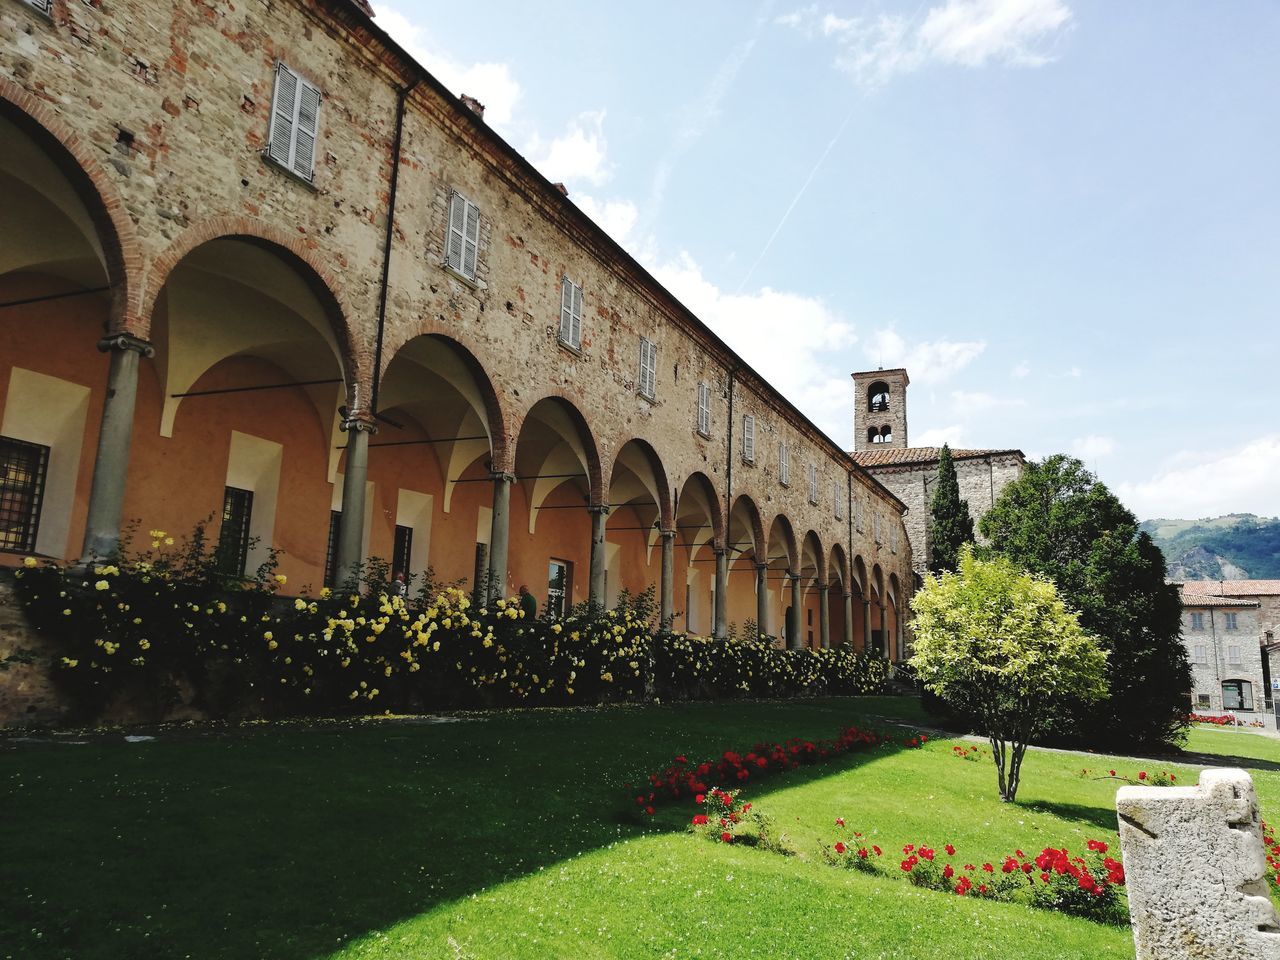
0,77 -> 142,333
380,331 -> 511,475
509,391 -> 606,508
801,529 -> 825,581
765,512 -> 799,571
729,494 -> 767,562
675,471 -> 726,549
603,437 -> 674,531
828,542 -> 849,588
141,217 -> 364,408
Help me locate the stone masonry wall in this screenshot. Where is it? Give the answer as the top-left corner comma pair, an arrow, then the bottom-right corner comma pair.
1183,605 -> 1266,714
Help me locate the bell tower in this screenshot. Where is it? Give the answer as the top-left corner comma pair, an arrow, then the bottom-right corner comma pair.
852,368 -> 909,452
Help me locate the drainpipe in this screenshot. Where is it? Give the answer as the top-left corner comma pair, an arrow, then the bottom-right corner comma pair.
371,78 -> 418,415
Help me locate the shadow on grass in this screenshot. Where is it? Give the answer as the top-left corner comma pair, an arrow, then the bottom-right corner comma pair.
0,697 -> 914,960
1018,799 -> 1119,835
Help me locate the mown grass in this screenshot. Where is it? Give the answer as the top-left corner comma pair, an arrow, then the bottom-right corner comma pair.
4,698 -> 1276,960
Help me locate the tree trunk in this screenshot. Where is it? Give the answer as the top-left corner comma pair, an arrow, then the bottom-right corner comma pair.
1004,742 -> 1028,802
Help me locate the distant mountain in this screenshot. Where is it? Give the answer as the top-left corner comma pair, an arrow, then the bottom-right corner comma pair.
1140,514 -> 1280,580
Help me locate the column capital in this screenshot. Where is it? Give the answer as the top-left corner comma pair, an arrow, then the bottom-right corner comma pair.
587,504 -> 610,516
489,471 -> 516,483
843,590 -> 853,599
97,332 -> 154,358
341,414 -> 378,435
816,581 -> 828,591
714,546 -> 727,558
659,527 -> 677,540
754,560 -> 769,572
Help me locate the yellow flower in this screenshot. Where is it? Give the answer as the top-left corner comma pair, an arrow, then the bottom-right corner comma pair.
139,639 -> 151,650
60,657 -> 79,668
22,556 -> 37,568
550,623 -> 562,634
320,587 -> 332,600
482,637 -> 493,648
164,537 -> 174,546
274,575 -> 288,585
601,672 -> 613,683
62,609 -> 71,616
294,598 -> 307,611
268,640 -> 279,651
94,580 -> 110,591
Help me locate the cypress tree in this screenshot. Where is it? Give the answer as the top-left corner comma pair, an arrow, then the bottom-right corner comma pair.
928,444 -> 975,575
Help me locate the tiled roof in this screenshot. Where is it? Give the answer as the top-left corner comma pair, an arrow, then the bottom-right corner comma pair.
1178,580 -> 1280,598
1177,590 -> 1259,609
851,447 -> 1025,468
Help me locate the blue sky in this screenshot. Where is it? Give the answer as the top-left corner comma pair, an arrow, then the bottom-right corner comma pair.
375,0 -> 1280,521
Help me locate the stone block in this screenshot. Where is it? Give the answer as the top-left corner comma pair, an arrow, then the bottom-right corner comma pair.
1117,768 -> 1280,959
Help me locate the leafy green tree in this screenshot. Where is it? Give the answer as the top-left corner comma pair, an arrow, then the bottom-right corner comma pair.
910,549 -> 1108,802
928,444 -> 975,574
979,455 -> 1191,748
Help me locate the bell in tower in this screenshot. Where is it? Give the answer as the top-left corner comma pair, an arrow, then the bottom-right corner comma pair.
851,368 -> 909,452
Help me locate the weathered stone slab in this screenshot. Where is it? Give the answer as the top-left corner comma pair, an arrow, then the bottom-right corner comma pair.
1117,768 -> 1280,959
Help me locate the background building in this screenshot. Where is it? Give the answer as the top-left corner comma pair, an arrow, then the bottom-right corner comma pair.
1178,580 -> 1280,711
850,368 -> 1024,577
1177,588 -> 1265,717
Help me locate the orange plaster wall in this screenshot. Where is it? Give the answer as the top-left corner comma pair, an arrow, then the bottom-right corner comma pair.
506,480 -> 592,609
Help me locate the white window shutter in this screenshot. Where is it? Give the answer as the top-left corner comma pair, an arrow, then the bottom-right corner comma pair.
446,194 -> 466,272
779,442 -> 789,485
742,415 -> 755,463
268,63 -> 299,169
571,283 -> 583,348
560,277 -> 574,343
639,338 -> 656,397
697,382 -> 710,434
462,200 -> 480,278
292,79 -> 321,179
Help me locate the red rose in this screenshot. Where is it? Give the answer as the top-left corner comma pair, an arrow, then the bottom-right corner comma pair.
1138,772 -> 1147,780
834,842 -> 847,854
695,794 -> 705,804
645,806 -> 654,815
721,831 -> 733,843
692,814 -> 708,826
945,844 -> 956,856
835,817 -> 845,827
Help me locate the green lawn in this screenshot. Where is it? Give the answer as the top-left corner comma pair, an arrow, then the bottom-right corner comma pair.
4,698 -> 1275,960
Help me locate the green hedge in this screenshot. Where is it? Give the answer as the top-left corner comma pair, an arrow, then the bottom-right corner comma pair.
14,536 -> 888,722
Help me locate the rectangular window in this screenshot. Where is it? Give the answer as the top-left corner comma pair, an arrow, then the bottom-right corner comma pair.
19,0 -> 54,17
0,436 -> 49,554
1195,693 -> 1211,709
779,441 -> 790,486
1228,644 -> 1241,664
1223,679 -> 1254,711
218,486 -> 254,577
741,415 -> 755,464
445,191 -> 481,280
696,382 -> 711,436
266,62 -> 321,182
854,496 -> 863,532
1190,612 -> 1204,631
324,510 -> 341,588
547,559 -> 571,619
1193,644 -> 1207,665
808,464 -> 818,505
834,481 -> 844,520
637,337 -> 657,399
392,524 -> 414,579
1225,612 -> 1239,630
559,276 -> 583,349
890,524 -> 899,554
874,514 -> 882,545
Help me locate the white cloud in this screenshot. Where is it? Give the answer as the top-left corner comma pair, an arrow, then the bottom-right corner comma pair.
1115,436 -> 1280,519
653,253 -> 856,441
1071,434 -> 1115,459
950,390 -> 1025,415
572,194 -> 640,248
915,425 -> 969,448
780,0 -> 1072,87
865,329 -> 986,384
1012,361 -> 1030,379
527,110 -> 612,186
374,3 -> 522,126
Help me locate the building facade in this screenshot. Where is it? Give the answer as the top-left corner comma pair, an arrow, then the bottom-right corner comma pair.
850,368 -> 1024,576
1179,580 -> 1280,709
0,0 -> 915,672
1178,589 -> 1265,717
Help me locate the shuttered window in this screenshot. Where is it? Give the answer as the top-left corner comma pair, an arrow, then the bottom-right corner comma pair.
808,464 -> 818,505
266,62 -> 321,182
638,337 -> 657,399
779,442 -> 790,486
445,191 -> 481,280
696,382 -> 711,436
890,523 -> 899,554
834,481 -> 844,520
559,277 -> 583,349
741,415 -> 755,464
874,514 -> 882,544
20,0 -> 54,17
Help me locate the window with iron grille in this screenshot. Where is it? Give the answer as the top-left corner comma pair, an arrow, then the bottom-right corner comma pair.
266,62 -> 322,182
741,415 -> 755,464
0,436 -> 49,554
324,510 -> 341,588
445,191 -> 481,280
393,524 -> 414,579
219,487 -> 254,577
696,382 -> 711,436
559,276 -> 583,349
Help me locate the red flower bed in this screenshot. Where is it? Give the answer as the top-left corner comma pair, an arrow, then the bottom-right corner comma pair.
632,724 -> 919,811
1189,712 -> 1265,728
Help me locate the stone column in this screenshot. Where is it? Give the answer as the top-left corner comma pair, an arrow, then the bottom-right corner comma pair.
755,562 -> 769,640
843,591 -> 855,648
486,472 -> 513,602
789,573 -> 803,650
713,548 -> 728,639
818,581 -> 830,649
80,334 -> 153,562
588,505 -> 608,608
335,416 -> 376,586
864,599 -> 873,653
659,528 -> 676,625
879,603 -> 888,658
